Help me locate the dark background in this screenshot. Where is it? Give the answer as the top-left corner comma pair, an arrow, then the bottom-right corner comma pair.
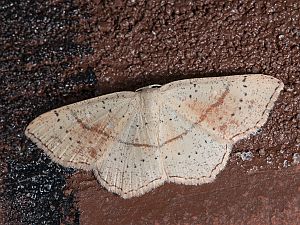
1,0 -> 299,224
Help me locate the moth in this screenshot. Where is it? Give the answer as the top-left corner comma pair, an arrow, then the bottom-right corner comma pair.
26,74 -> 283,198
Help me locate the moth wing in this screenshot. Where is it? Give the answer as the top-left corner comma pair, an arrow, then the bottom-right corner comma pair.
93,95 -> 166,198
160,74 -> 283,143
26,91 -> 166,198
159,124 -> 231,184
25,92 -> 136,170
159,74 -> 283,183
94,142 -> 165,199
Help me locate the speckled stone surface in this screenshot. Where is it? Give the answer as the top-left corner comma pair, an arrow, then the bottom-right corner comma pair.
1,0 -> 299,224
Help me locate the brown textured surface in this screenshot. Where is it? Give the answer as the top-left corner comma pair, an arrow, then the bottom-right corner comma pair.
68,166 -> 300,225
1,0 -> 299,225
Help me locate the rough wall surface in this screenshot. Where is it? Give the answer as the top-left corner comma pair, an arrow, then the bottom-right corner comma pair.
1,0 -> 299,224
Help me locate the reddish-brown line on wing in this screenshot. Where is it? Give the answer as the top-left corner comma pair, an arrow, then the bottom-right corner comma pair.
73,114 -> 111,138
161,88 -> 230,146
